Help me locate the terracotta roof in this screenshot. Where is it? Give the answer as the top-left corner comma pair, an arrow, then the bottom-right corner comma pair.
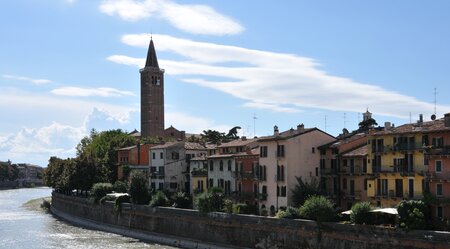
372,119 -> 450,136
184,142 -> 206,150
258,127 -> 334,142
150,142 -> 182,149
217,138 -> 256,148
342,145 -> 368,157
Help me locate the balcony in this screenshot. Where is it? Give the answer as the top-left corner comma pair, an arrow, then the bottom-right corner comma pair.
191,168 -> 208,177
426,171 -> 450,181
341,165 -> 367,175
381,143 -> 426,153
233,171 -> 258,180
428,146 -> 450,156
320,168 -> 338,176
150,171 -> 165,179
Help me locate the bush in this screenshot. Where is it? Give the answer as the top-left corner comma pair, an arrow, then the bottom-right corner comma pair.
115,194 -> 130,213
113,181 -> 128,193
351,202 -> 373,224
397,200 -> 427,230
195,187 -> 224,213
129,171 -> 150,204
233,203 -> 250,214
149,191 -> 169,207
260,208 -> 268,217
277,206 -> 301,219
91,182 -> 114,203
223,199 -> 233,213
172,191 -> 191,209
299,195 -> 336,222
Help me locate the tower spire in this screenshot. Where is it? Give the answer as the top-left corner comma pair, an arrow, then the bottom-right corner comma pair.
145,37 -> 159,68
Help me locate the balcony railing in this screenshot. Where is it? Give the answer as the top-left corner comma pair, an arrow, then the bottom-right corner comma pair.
233,171 -> 258,180
377,143 -> 426,153
320,168 -> 338,175
428,146 -> 450,155
426,171 -> 450,180
150,171 -> 165,179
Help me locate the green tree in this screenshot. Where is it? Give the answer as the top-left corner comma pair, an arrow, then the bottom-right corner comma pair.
358,118 -> 378,130
77,129 -> 136,183
397,200 -> 428,230
291,177 -> 324,207
201,129 -> 226,144
350,202 -> 373,224
195,187 -> 225,213
172,191 -> 191,209
91,182 -> 114,203
129,171 -> 150,204
299,195 -> 336,222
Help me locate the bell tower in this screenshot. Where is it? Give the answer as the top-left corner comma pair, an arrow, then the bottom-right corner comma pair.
140,38 -> 165,138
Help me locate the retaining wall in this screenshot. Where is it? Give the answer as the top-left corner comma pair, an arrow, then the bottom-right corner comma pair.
51,192 -> 450,249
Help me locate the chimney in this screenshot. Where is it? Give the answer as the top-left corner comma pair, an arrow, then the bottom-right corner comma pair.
242,136 -> 247,141
445,113 -> 450,127
384,122 -> 391,131
274,125 -> 279,136
419,114 -> 423,123
297,123 -> 305,132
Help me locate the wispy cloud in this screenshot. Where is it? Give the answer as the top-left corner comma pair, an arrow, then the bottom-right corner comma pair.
51,86 -> 135,97
2,74 -> 51,85
108,33 -> 448,118
99,0 -> 244,35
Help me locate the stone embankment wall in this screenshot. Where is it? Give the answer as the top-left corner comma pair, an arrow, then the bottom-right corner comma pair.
52,192 -> 450,249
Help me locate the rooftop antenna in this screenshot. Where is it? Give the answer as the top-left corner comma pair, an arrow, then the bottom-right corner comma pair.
253,113 -> 257,137
434,87 -> 437,115
324,115 -> 328,132
343,112 -> 347,129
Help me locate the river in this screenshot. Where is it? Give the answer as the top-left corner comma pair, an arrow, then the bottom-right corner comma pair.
0,187 -> 178,249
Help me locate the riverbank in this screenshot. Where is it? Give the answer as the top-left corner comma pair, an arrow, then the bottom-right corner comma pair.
51,192 -> 450,249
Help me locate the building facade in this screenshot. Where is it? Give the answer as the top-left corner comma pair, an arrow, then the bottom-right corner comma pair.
258,124 -> 335,214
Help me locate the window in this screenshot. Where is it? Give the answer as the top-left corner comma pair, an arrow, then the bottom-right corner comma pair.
437,183 -> 443,196
260,146 -> 268,157
277,165 -> 285,181
277,144 -> 285,157
171,152 -> 179,160
436,160 -> 442,173
381,179 -> 388,196
160,152 -> 163,159
262,185 -> 267,194
151,182 -> 156,190
343,159 -> 348,167
158,182 -> 163,190
432,137 -> 444,148
150,166 -> 156,173
152,152 -> 156,159
343,178 -> 347,190
209,160 -> 213,171
281,186 -> 287,197
437,206 -> 443,218
315,167 -> 318,177
227,160 -> 232,171
364,179 -> 367,190
320,159 -> 326,169
156,77 -> 161,85
209,178 -> 213,188
312,147 -> 315,153
170,182 -> 178,189
424,155 -> 429,166
219,160 -> 223,171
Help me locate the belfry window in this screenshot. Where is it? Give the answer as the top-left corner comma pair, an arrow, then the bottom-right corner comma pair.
156,77 -> 161,85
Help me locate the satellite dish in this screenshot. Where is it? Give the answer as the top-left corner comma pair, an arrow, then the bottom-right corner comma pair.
431,114 -> 436,120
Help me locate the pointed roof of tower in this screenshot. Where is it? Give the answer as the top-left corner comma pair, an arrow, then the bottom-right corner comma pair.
145,38 -> 159,68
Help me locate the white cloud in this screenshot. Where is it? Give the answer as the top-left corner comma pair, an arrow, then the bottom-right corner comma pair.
2,74 -> 51,85
109,33 -> 449,118
51,86 -> 135,97
99,0 -> 244,35
165,111 -> 231,134
65,0 -> 76,4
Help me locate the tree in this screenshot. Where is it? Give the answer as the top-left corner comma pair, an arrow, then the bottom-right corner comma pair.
397,200 -> 428,230
195,187 -> 225,212
149,191 -> 169,207
76,129 -> 136,183
172,191 -> 191,209
291,177 -> 324,207
129,171 -> 150,204
351,202 -> 373,224
299,195 -> 336,222
201,129 -> 225,144
358,118 -> 378,130
225,126 -> 241,140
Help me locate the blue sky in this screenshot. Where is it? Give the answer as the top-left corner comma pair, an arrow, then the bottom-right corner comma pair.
1,0 -> 450,166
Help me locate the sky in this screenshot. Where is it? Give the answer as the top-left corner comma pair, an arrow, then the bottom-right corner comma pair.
1,0 -> 450,167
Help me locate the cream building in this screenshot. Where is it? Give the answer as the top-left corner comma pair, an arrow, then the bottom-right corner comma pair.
257,124 -> 335,214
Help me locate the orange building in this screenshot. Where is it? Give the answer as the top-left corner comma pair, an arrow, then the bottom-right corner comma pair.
117,144 -> 153,180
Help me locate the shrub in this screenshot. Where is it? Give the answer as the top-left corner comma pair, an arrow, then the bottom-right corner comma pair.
299,195 -> 336,222
115,194 -> 130,213
260,208 -> 268,217
91,182 -> 114,203
233,203 -> 250,214
149,191 -> 169,207
397,200 -> 427,230
129,171 -> 150,204
172,191 -> 191,209
277,206 -> 301,219
196,188 -> 224,213
223,199 -> 233,213
113,181 -> 128,193
351,202 -> 373,224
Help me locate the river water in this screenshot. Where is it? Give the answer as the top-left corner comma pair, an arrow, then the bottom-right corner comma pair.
0,187 -> 178,249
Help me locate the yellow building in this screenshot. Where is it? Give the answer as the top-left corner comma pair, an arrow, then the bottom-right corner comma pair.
366,122 -> 426,207
190,156 -> 208,195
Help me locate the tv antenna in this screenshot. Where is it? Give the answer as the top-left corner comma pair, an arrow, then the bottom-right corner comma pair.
324,115 -> 328,132
253,113 -> 257,137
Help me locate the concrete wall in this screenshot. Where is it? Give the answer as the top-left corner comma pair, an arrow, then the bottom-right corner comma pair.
52,192 -> 450,249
